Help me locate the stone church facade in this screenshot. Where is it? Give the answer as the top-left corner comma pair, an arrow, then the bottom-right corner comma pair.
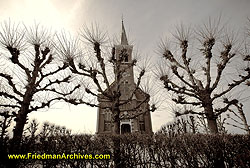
96,22 -> 153,134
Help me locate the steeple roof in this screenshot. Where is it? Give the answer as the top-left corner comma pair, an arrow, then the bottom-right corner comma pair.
121,20 -> 128,45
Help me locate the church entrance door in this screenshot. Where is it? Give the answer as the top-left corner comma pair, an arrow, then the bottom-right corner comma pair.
121,124 -> 131,134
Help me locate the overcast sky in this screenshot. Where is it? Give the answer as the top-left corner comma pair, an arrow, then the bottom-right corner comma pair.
0,0 -> 250,134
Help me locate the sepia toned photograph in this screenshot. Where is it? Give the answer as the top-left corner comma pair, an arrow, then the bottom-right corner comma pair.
0,0 -> 249,167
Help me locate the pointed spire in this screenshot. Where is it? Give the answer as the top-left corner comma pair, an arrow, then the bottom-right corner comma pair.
121,19 -> 128,45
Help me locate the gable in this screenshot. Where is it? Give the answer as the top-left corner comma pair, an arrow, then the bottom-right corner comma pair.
98,81 -> 149,102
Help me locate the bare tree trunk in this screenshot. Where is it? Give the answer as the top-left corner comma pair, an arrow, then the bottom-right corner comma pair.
11,90 -> 33,150
113,137 -> 121,168
7,108 -> 28,168
12,109 -> 28,151
113,109 -> 122,168
113,108 -> 120,135
204,104 -> 225,168
204,103 -> 218,134
207,118 -> 218,134
189,116 -> 196,134
9,92 -> 32,167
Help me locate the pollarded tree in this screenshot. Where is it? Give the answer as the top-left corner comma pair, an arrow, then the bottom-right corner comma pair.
227,102 -> 250,134
157,17 -> 250,133
157,114 -> 200,136
55,22 -> 156,135
0,21 -> 79,153
55,22 -> 156,168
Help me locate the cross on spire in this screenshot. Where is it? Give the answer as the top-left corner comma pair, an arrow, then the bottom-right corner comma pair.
121,20 -> 128,45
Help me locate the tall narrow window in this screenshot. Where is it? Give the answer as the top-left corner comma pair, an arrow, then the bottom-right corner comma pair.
139,114 -> 145,132
124,54 -> 128,62
104,111 -> 111,131
124,81 -> 129,95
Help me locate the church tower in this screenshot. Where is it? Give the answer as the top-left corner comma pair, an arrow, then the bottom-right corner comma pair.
96,21 -> 153,134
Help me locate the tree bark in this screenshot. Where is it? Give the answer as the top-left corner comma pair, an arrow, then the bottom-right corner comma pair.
204,103 -> 225,168
7,107 -> 29,168
204,102 -> 218,134
207,117 -> 218,134
113,109 -> 122,168
11,109 -> 28,152
8,91 -> 32,167
113,136 -> 121,168
11,90 -> 33,150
